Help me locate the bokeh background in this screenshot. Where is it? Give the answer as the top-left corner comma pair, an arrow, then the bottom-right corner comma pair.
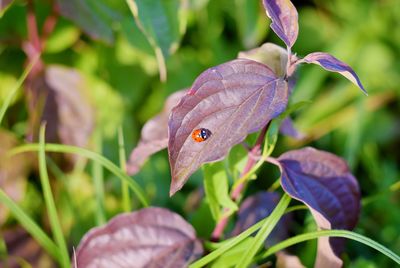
0,0 -> 399,267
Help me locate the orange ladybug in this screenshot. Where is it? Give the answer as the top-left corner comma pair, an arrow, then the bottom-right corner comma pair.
191,128 -> 212,142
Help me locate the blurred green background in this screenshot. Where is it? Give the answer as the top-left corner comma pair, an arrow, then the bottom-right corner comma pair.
0,0 -> 399,267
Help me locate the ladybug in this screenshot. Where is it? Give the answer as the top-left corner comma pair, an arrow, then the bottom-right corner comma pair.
191,128 -> 212,142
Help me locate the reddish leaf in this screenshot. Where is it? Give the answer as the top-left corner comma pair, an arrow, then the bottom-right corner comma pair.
75,207 -> 203,268
26,65 -> 94,167
277,147 -> 361,267
168,59 -> 289,195
262,0 -> 299,48
301,52 -> 367,94
0,130 -> 30,225
126,90 -> 186,175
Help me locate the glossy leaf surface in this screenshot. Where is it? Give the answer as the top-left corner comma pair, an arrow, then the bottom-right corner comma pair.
277,147 -> 361,267
75,207 -> 203,268
262,0 -> 299,48
126,90 -> 186,175
168,59 -> 289,195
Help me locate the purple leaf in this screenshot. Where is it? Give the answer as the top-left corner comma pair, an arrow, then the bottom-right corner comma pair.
168,59 -> 289,195
232,192 -> 291,246
279,117 -> 305,140
3,226 -> 53,267
277,147 -> 361,267
301,52 -> 367,94
126,90 -> 186,175
232,192 -> 305,267
262,0 -> 299,48
26,66 -> 94,168
75,207 -> 203,268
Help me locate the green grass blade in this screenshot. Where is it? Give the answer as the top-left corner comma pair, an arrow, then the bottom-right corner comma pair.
0,56 -> 38,125
118,126 -> 131,212
235,194 -> 291,268
261,230 -> 400,265
91,130 -> 106,225
38,124 -> 70,268
9,143 -> 149,207
0,188 -> 61,261
189,217 -> 268,268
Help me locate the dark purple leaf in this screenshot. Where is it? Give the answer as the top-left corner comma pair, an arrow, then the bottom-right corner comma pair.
56,0 -> 114,43
262,0 -> 299,48
3,226 -> 54,267
26,65 -> 94,168
232,192 -> 305,267
0,130 -> 30,224
232,192 -> 291,246
277,147 -> 361,267
279,117 -> 305,140
168,59 -> 289,195
75,207 -> 203,268
126,90 -> 186,175
301,52 -> 367,94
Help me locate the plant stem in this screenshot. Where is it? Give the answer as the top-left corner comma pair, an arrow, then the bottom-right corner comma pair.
118,126 -> 131,212
211,123 -> 270,241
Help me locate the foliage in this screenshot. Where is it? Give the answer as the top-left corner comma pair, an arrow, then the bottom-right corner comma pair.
0,0 -> 399,267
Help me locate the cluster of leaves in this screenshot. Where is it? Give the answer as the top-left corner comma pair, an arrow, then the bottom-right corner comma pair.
1,0 -> 400,267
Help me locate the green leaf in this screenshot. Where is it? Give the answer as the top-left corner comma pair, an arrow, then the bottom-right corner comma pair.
203,162 -> 237,221
45,23 -> 80,53
56,0 -> 115,43
126,0 -> 187,81
264,101 -> 310,156
234,0 -> 269,49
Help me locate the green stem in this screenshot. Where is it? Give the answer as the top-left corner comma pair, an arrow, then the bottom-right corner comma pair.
0,188 -> 61,261
235,194 -> 291,268
118,126 -> 131,212
38,124 -> 69,268
8,143 -> 149,207
0,56 -> 39,125
260,230 -> 400,265
91,130 -> 106,225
